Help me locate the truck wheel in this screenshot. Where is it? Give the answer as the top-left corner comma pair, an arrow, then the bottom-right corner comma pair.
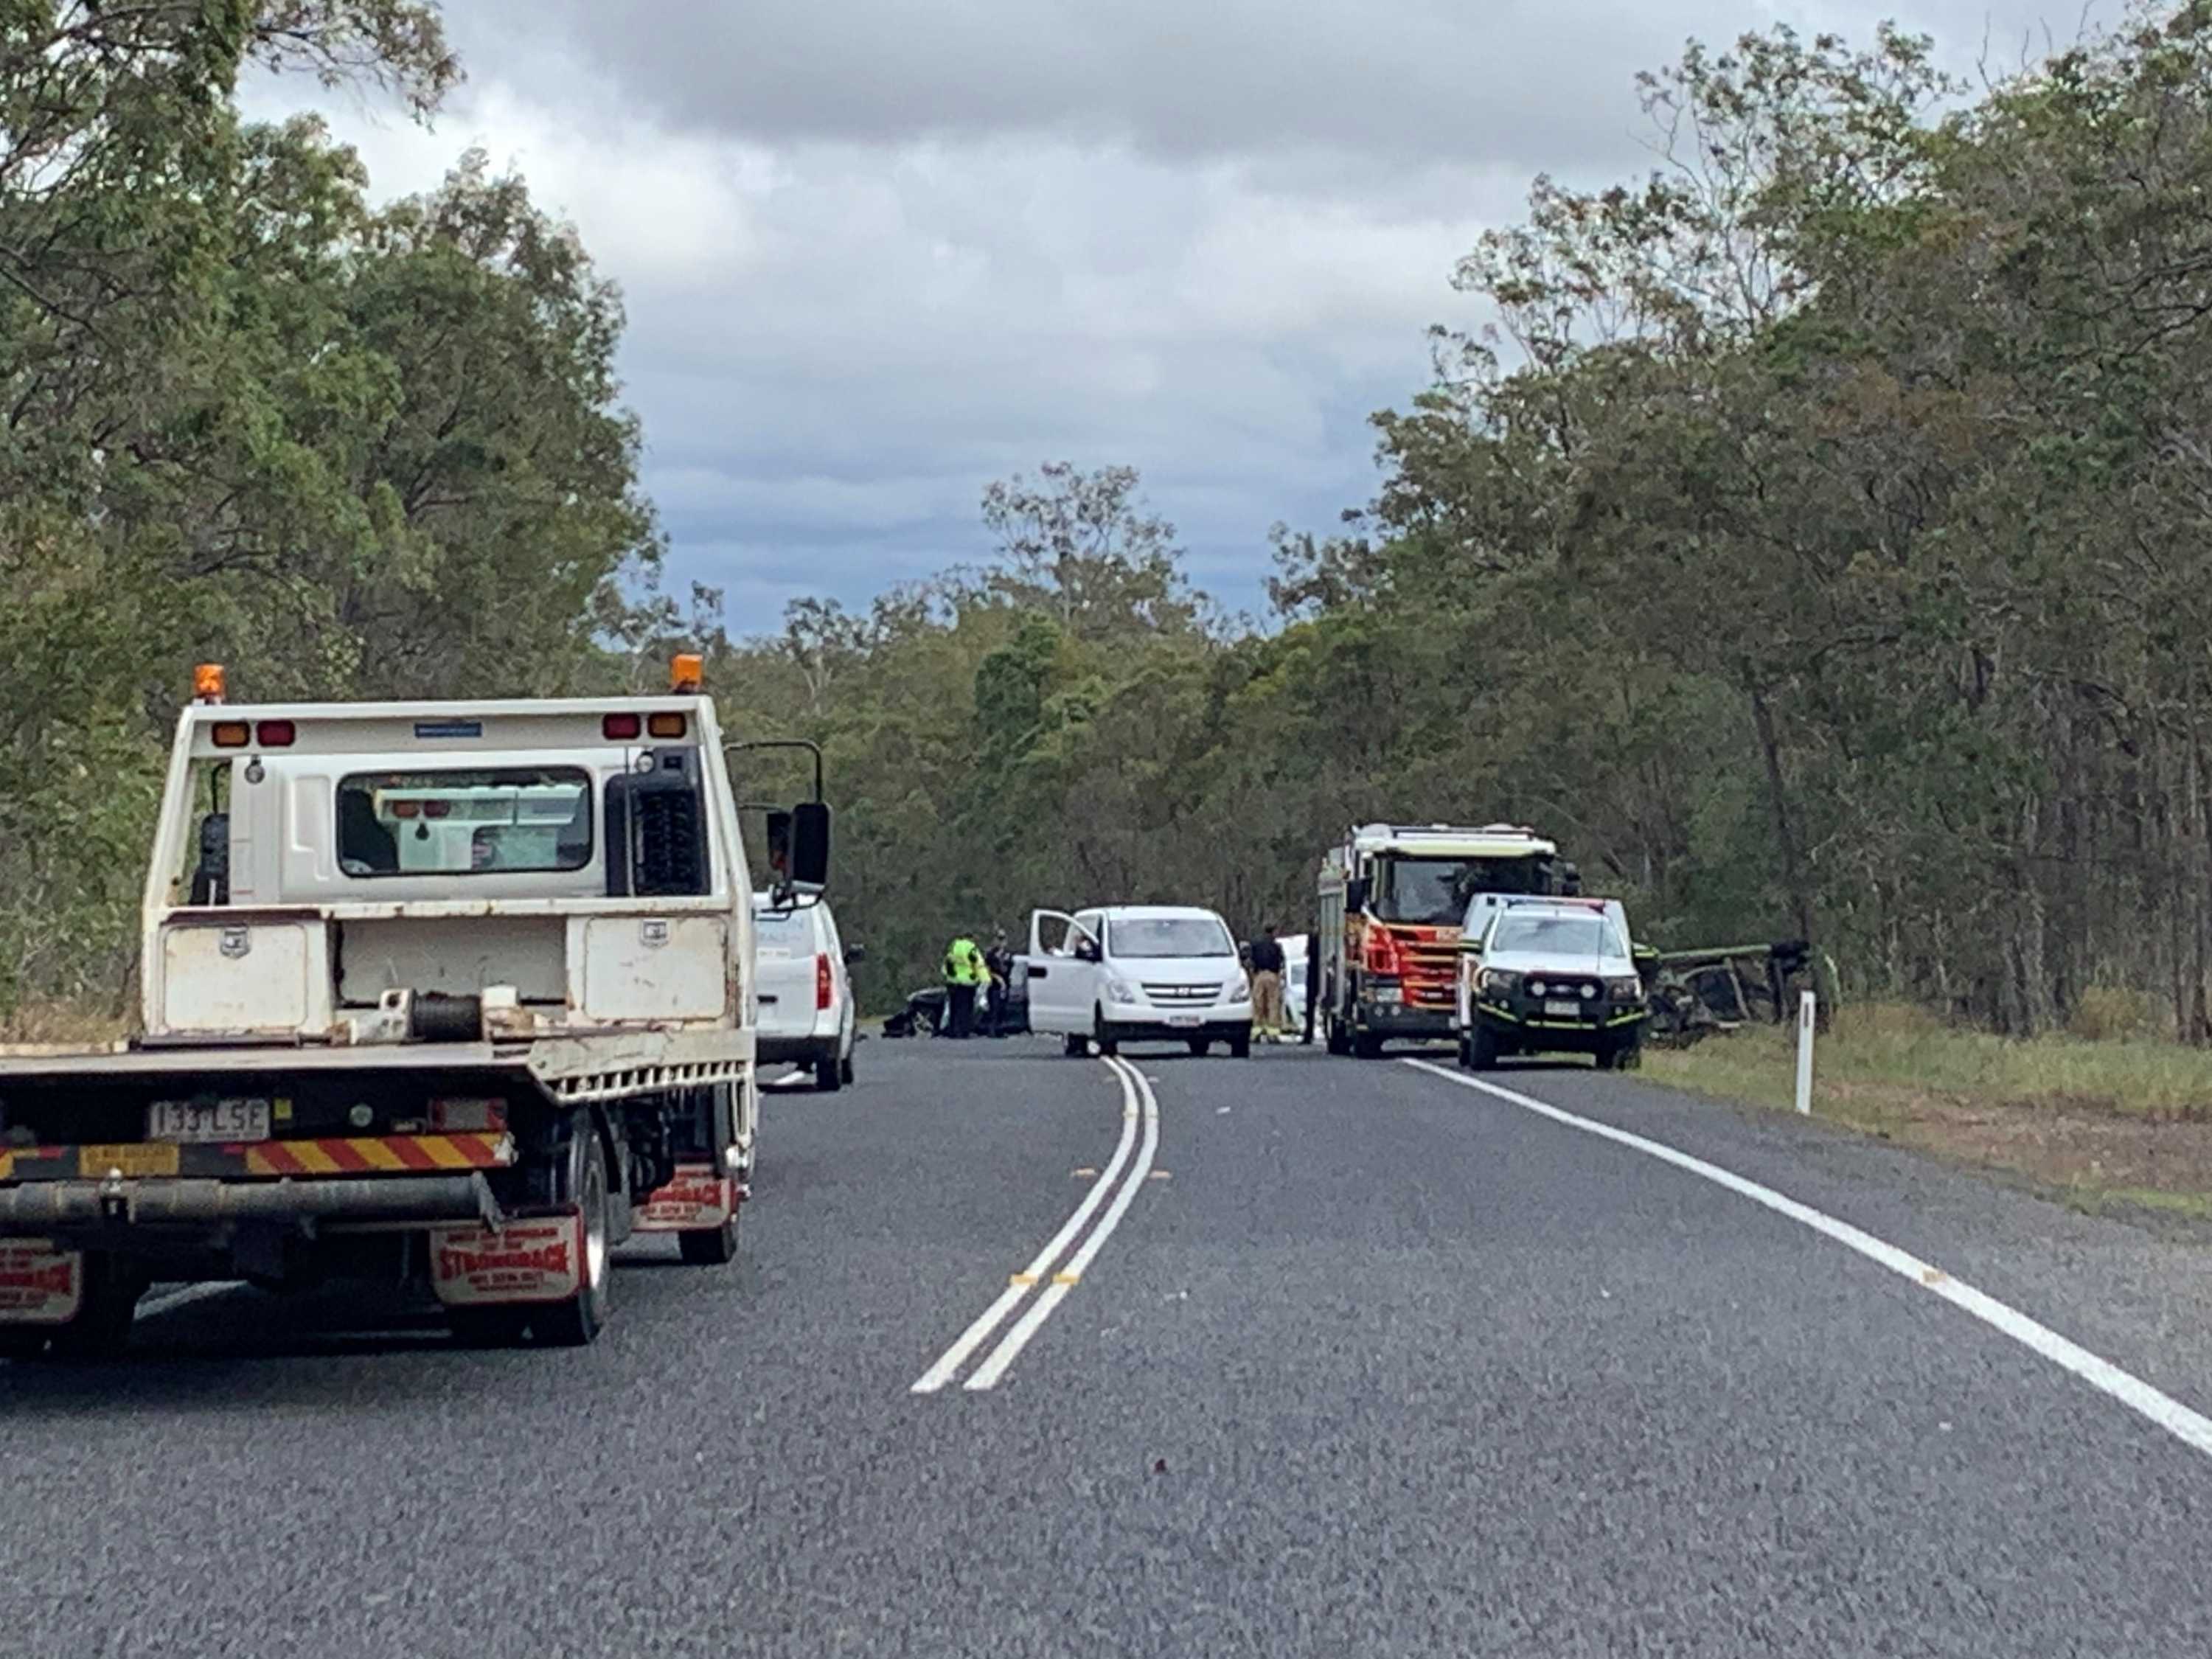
0,1328 -> 50,1362
679,1208 -> 740,1266
448,1309 -> 530,1347
1468,1028 -> 1500,1071
814,1053 -> 843,1092
1062,1033 -> 1090,1058
534,1116 -> 613,1347
44,1253 -> 145,1361
1324,1012 -> 1352,1057
1353,1032 -> 1385,1060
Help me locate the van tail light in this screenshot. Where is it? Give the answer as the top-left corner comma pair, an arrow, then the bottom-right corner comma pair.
429,1098 -> 507,1133
815,953 -> 834,1011
1364,925 -> 1407,978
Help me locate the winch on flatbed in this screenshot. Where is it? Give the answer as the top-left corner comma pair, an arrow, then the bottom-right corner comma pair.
0,658 -> 832,1356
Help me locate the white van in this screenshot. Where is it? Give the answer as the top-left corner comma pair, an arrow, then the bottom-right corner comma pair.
752,894 -> 860,1090
1024,905 -> 1253,1057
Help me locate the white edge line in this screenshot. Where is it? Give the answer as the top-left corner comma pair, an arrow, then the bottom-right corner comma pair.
1402,1057 -> 2212,1461
909,1057 -> 1142,1394
965,1057 -> 1161,1391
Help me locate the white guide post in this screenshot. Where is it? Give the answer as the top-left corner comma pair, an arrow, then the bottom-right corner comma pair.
1795,990 -> 1817,1116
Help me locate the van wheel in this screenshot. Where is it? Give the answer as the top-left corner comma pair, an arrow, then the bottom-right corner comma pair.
814,1053 -> 842,1092
1187,1037 -> 1211,1057
1093,1012 -> 1119,1058
1228,1030 -> 1252,1060
533,1115 -> 613,1348
1063,1033 -> 1090,1058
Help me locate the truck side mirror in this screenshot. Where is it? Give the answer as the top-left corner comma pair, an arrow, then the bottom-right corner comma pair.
1345,877 -> 1369,913
1558,861 -> 1582,896
787,800 -> 831,890
844,943 -> 866,965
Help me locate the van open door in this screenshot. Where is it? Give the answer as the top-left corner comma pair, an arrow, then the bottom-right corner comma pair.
1024,908 -> 1097,1036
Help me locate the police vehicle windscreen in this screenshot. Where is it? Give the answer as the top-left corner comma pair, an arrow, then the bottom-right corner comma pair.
338,768 -> 591,876
1491,913 -> 1625,959
1374,855 -> 1548,924
1110,917 -> 1235,958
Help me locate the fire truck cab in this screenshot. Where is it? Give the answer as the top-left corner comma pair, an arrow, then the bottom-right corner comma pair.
1315,823 -> 1570,1058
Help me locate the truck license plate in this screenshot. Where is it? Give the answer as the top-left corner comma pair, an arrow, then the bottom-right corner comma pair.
147,1099 -> 271,1144
1544,999 -> 1581,1018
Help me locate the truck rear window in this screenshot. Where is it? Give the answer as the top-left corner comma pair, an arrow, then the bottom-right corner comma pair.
337,768 -> 593,877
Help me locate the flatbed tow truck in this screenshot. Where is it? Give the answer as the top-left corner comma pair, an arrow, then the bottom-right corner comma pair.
0,659 -> 829,1354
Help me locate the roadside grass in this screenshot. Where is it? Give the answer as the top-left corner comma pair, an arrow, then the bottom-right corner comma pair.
1646,1003 -> 2212,1224
0,998 -> 132,1050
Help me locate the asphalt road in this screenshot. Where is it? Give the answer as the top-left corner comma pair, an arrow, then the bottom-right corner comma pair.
5,1038 -> 2211,1658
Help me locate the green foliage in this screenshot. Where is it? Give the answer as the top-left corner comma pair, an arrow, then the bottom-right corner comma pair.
0,3 -> 657,1012
706,10 -> 2212,1039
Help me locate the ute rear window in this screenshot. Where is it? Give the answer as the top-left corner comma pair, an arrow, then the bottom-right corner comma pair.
338,768 -> 593,877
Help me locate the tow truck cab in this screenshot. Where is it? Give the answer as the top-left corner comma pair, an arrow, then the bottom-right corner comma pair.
0,659 -> 830,1354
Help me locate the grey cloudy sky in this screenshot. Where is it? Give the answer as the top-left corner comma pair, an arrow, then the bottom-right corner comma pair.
257,0 -> 2112,627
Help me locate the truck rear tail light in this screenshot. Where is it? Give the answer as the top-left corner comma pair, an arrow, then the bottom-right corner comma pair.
210,720 -> 250,748
602,712 -> 643,740
430,1098 -> 507,1133
254,720 -> 296,747
422,800 -> 451,818
392,800 -> 420,818
647,712 -> 687,739
815,953 -> 833,1011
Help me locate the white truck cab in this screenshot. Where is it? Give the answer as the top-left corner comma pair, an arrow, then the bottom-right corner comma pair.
0,658 -> 832,1355
1025,905 -> 1253,1058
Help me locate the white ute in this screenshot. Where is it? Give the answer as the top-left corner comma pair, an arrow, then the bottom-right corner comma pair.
1024,905 -> 1253,1057
0,658 -> 831,1354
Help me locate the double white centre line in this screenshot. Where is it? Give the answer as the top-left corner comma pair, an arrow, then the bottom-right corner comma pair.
911,1054 -> 1161,1394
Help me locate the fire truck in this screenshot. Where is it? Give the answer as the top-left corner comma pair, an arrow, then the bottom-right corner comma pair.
1315,823 -> 1572,1057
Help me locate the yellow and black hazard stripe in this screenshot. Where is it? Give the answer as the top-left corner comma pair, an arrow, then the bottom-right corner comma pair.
246,1135 -> 513,1176
0,1135 -> 513,1184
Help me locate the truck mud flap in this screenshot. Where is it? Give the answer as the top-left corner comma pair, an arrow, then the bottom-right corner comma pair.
0,1240 -> 83,1325
429,1216 -> 585,1307
632,1164 -> 740,1234
0,1174 -> 495,1232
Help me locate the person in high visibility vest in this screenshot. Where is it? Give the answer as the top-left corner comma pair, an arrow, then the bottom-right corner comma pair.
943,934 -> 988,1039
